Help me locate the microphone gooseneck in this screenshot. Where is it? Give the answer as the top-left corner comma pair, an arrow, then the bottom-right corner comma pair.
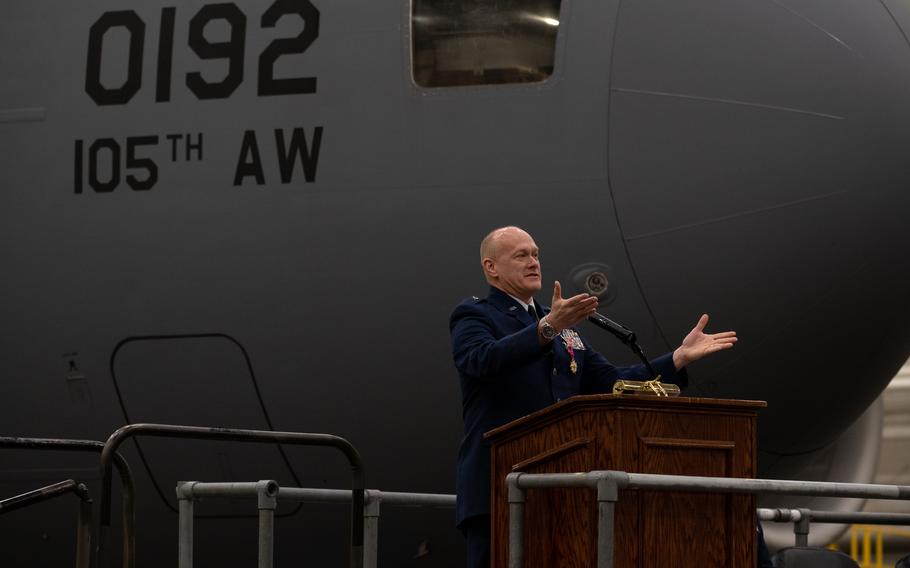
586,312 -> 658,379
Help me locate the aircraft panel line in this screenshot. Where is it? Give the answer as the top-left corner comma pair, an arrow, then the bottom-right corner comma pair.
766,0 -> 859,55
612,87 -> 845,121
624,189 -> 848,242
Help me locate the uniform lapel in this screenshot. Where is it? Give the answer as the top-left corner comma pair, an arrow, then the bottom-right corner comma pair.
487,288 -> 571,369
487,286 -> 536,327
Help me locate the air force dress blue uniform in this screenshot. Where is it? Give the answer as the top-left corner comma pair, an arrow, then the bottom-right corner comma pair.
449,285 -> 688,559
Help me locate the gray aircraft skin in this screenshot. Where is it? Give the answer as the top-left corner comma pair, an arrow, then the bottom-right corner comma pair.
3,0 -> 910,565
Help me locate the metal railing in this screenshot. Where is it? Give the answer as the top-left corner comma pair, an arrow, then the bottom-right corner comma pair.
757,507 -> 910,547
0,479 -> 92,568
505,471 -> 910,568
171,478 -> 910,568
176,481 -> 280,568
0,436 -> 135,568
281,486 -> 455,568
174,481 -> 456,568
6,427 -> 910,568
849,525 -> 910,567
97,424 -> 365,568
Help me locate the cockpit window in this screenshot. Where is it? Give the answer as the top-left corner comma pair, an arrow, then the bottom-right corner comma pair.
411,0 -> 563,88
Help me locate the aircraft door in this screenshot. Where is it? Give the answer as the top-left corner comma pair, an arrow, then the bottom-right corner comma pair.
111,334 -> 301,516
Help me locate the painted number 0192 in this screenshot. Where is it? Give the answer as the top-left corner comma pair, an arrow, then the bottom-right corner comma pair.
85,0 -> 319,105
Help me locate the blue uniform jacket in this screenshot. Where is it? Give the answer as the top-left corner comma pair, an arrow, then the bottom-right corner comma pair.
450,285 -> 688,526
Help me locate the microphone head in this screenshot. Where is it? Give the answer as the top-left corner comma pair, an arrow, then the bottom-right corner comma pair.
587,312 -> 636,344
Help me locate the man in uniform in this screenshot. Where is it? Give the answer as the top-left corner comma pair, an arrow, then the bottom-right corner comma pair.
450,226 -> 738,567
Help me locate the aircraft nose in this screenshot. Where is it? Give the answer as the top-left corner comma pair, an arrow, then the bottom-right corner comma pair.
611,152 -> 910,456
605,0 -> 910,454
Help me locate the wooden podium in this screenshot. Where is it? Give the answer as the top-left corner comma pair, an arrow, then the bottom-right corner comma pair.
484,394 -> 766,568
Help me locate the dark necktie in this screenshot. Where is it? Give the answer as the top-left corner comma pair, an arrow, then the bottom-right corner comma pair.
527,305 -> 538,321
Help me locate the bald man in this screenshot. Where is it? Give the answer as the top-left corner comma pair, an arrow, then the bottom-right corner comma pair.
449,226 -> 737,568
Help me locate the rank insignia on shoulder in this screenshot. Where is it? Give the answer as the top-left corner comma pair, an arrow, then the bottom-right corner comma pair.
472,296 -> 480,302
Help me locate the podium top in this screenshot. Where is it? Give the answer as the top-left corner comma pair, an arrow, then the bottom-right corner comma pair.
483,394 -> 766,441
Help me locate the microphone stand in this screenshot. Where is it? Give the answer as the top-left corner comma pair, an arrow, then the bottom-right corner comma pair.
587,314 -> 660,380
629,339 -> 659,380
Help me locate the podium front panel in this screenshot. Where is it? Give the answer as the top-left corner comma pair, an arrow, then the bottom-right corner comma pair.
487,395 -> 762,568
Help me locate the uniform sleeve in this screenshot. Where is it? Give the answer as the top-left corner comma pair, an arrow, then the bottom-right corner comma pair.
450,302 -> 551,381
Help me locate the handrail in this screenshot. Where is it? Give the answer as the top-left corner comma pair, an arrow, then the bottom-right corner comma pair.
174,481 -> 456,568
0,478 -> 90,514
512,471 -> 910,499
506,471 -> 910,568
0,479 -> 93,568
176,480 -> 280,568
758,508 -> 910,526
97,424 -> 365,568
849,524 -> 910,567
281,487 -> 456,568
278,487 -> 457,508
172,479 -> 910,568
757,507 -> 910,548
0,436 -> 136,568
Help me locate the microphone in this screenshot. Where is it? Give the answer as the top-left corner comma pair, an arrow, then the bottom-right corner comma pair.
587,312 -> 658,378
587,312 -> 636,345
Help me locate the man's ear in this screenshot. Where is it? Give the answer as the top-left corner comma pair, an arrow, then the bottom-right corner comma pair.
482,258 -> 497,279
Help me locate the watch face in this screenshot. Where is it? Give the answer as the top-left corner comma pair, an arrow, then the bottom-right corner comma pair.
542,324 -> 558,339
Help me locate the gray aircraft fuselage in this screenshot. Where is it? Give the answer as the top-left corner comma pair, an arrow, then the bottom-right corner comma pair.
2,0 -> 910,564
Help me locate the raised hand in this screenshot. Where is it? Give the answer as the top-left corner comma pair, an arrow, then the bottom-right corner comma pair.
545,281 -> 599,332
672,314 -> 737,369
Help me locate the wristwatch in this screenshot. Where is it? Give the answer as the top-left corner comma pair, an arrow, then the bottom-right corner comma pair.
539,317 -> 559,341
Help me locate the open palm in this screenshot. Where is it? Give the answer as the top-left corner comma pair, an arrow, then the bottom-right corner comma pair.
674,314 -> 737,368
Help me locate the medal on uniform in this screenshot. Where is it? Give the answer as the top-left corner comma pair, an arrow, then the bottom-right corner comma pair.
560,329 -> 586,350
565,343 -> 578,374
561,330 -> 579,374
